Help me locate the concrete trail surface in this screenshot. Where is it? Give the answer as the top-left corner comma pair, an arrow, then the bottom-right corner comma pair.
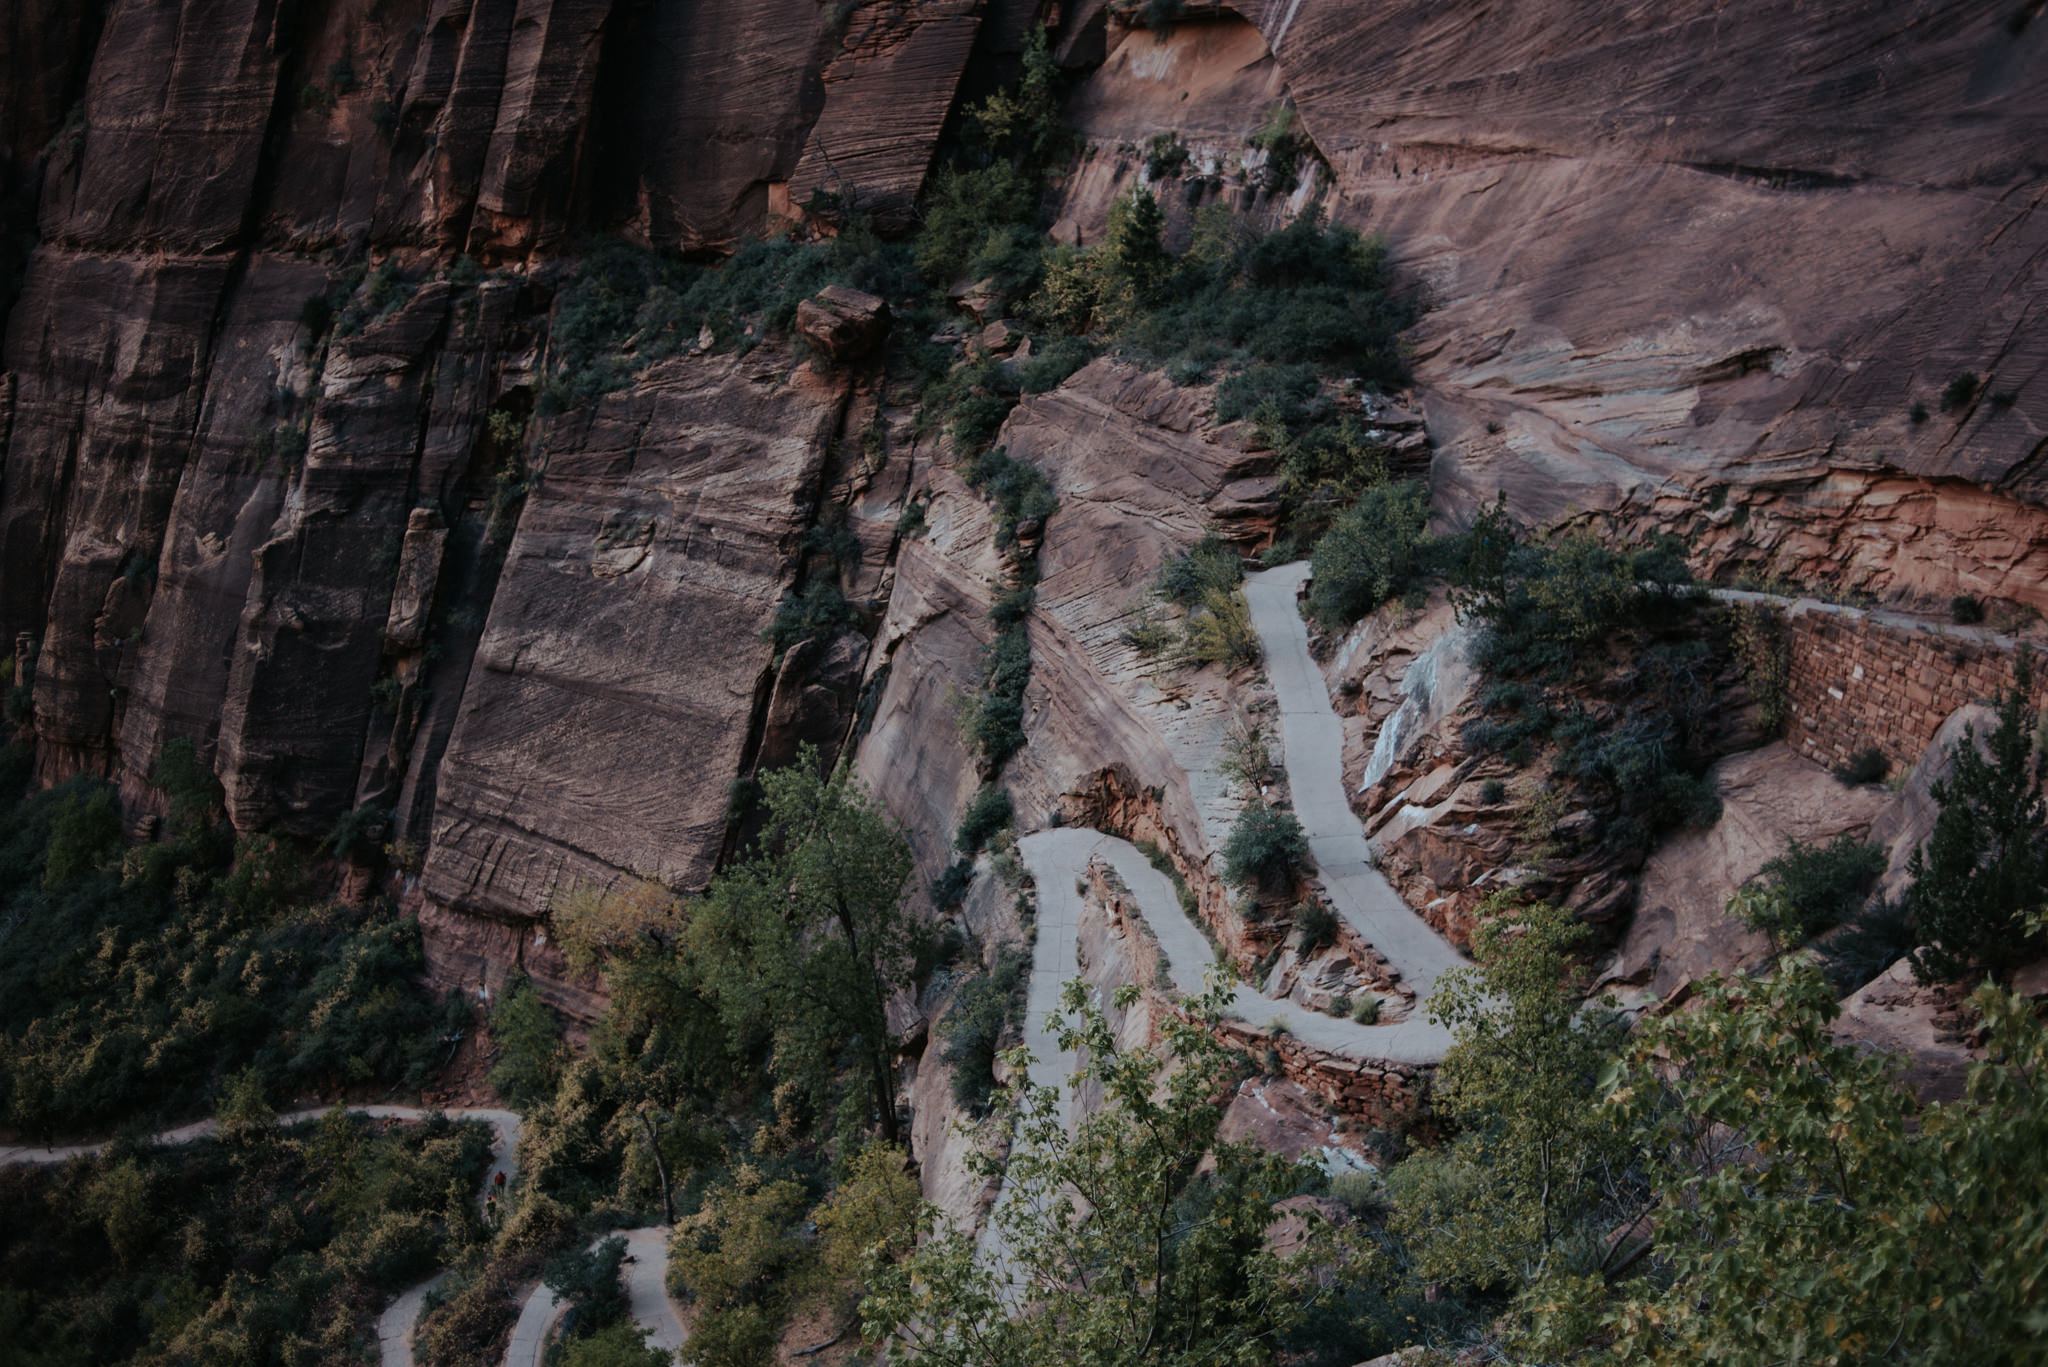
973,828 -> 1096,1283
503,1226 -> 688,1367
1243,562 -> 1471,1010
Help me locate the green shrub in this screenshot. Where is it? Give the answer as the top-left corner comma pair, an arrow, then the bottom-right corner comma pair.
560,1321 -> 676,1367
1758,835 -> 1886,939
1903,653 -> 2048,982
1144,132 -> 1189,179
487,972 -> 562,1107
546,1236 -> 630,1337
1940,371 -> 1980,412
1479,779 -> 1507,805
1816,899 -> 1915,993
41,782 -> 122,890
955,784 -> 1014,855
1306,481 -> 1432,628
764,580 -> 857,650
1019,335 -> 1095,393
1293,898 -> 1337,951
939,945 -> 1029,1112
966,626 -> 1034,767
1154,533 -> 1242,606
1225,805 -> 1310,888
958,445 -> 1056,545
1214,362 -> 1322,426
1352,994 -> 1381,1024
1179,587 -> 1260,670
930,859 -> 974,908
1833,746 -> 1889,786
1951,594 -> 1985,625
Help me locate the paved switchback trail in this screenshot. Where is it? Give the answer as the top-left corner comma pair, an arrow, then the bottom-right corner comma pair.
977,561 -> 1471,1249
1242,562 -> 1471,1008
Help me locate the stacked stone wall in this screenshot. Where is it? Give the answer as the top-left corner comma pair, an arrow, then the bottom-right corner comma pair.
1783,606 -> 2038,773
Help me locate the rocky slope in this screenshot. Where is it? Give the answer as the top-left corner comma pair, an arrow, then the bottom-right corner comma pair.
1,0 -> 2042,1029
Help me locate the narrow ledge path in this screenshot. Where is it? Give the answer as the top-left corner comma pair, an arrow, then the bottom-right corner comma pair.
1242,562 -> 1471,1006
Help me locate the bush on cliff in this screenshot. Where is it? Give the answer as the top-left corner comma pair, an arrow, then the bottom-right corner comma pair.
1305,480 -> 1433,628
1222,802 -> 1310,890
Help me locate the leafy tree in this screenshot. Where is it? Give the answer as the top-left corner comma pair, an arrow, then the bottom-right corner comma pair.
488,971 -> 564,1107
864,974 -> 1353,1367
546,1236 -> 630,1337
1732,834 -> 1884,951
937,946 -> 1029,1112
1905,651 -> 2048,983
1221,802 -> 1310,890
560,1320 -> 676,1367
1096,187 -> 1170,328
814,1143 -> 922,1288
41,782 -> 121,890
668,1165 -> 809,1364
687,746 -> 917,1142
552,876 -> 683,973
1388,900 -> 1632,1293
1598,965 -> 2048,1365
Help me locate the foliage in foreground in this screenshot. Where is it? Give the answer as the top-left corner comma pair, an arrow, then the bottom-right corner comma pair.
1587,966 -> 2048,1365
865,975 -> 1352,1367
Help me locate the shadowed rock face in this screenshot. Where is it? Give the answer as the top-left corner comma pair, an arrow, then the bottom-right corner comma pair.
1058,4 -> 2048,608
2,0 -> 2044,1026
421,347 -> 851,924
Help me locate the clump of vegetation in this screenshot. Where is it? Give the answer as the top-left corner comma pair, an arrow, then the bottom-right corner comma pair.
938,945 -> 1030,1112
1731,834 -> 1885,949
957,445 -> 1056,547
1447,509 -> 1722,860
1144,131 -> 1189,180
955,783 -> 1014,856
0,1105 -> 490,1365
1940,370 -> 1980,412
869,977 -> 1352,1366
1833,745 -> 1889,786
1951,593 -> 1986,624
964,626 -> 1032,770
1246,104 -> 1314,196
0,741 -> 465,1136
1730,599 -> 1791,734
764,579 -> 858,650
1293,898 -> 1338,952
1223,803 -> 1311,890
1904,652 -> 2048,983
1305,480 -> 1434,627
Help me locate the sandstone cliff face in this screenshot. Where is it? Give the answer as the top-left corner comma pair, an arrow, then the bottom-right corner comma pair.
0,0 -> 1000,1011
1054,5 -> 2047,610
3,0 -> 2045,1035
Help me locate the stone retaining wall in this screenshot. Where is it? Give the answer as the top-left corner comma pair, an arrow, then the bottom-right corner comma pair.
1783,604 -> 2037,774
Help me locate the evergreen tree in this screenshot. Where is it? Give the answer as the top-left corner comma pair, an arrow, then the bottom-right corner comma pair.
1906,650 -> 2048,983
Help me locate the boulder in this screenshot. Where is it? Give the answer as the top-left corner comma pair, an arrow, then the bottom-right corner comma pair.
797,284 -> 892,360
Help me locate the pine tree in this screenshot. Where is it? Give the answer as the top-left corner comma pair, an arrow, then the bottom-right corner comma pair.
1906,650 -> 2048,984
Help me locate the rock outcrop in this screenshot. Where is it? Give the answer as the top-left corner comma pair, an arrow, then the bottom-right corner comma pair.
3,0 -> 2045,1042
1054,5 -> 2048,611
